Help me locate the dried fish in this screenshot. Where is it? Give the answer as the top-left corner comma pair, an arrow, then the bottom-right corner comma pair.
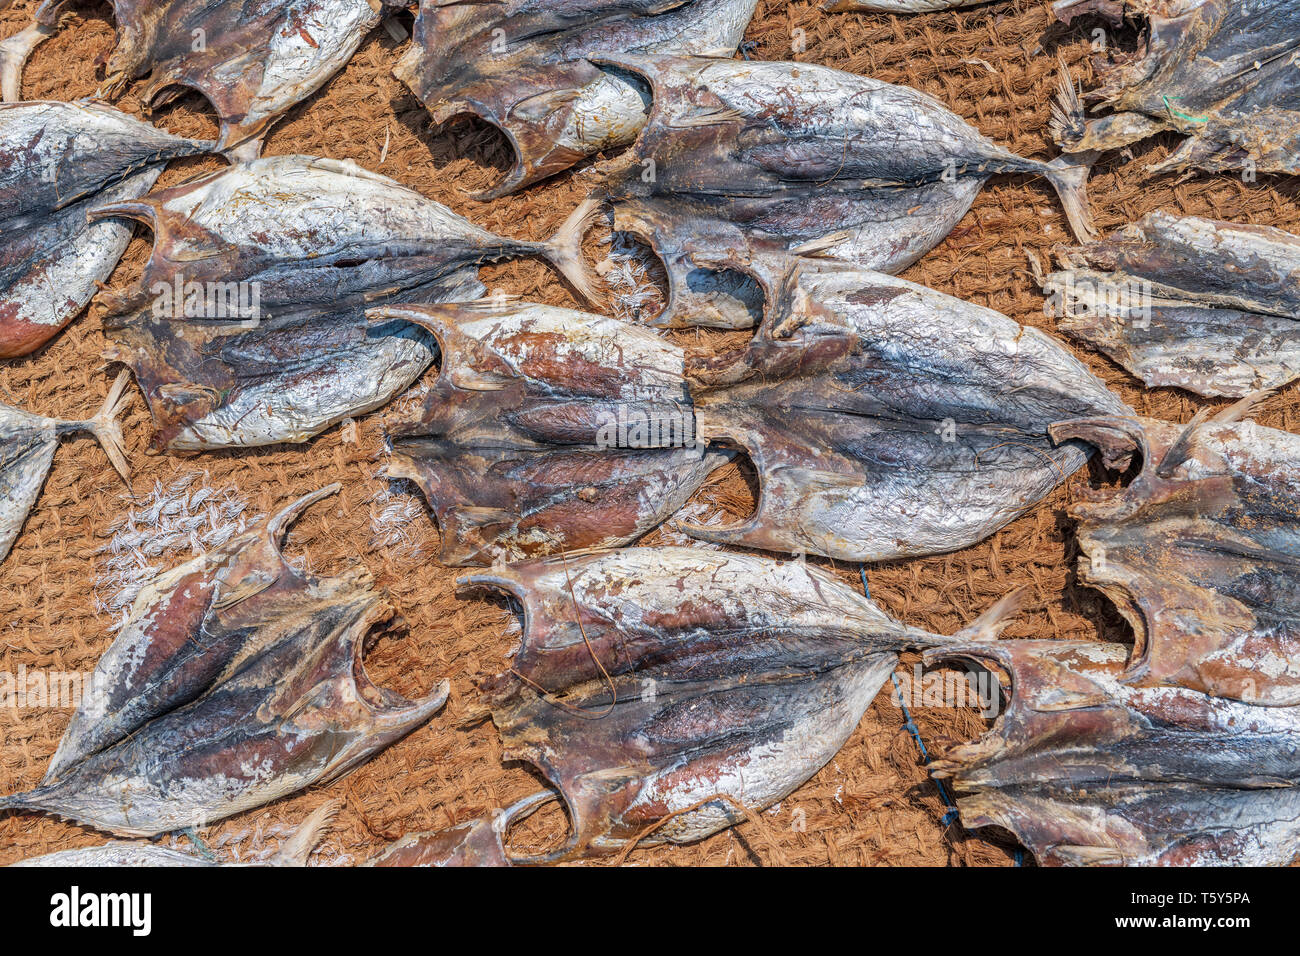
46,485 -> 348,781
376,300 -> 731,566
1,0 -> 384,156
370,791 -> 555,867
467,547 -> 1018,860
0,100 -> 211,358
394,0 -> 759,198
599,54 -> 1097,327
928,399 -> 1300,865
927,637 -> 1300,866
1051,0 -> 1300,178
1,372 -> 131,566
96,155 -> 600,452
10,800 -> 340,867
1045,212 -> 1300,397
1051,395 -> 1300,706
681,254 -> 1130,561
0,496 -> 448,835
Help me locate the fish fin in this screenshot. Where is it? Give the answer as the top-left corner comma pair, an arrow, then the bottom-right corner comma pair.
83,371 -> 133,483
1212,387 -> 1277,424
1047,844 -> 1127,866
270,799 -> 341,866
540,195 -> 603,304
954,588 -> 1027,642
1043,150 -> 1099,242
1048,53 -> 1087,151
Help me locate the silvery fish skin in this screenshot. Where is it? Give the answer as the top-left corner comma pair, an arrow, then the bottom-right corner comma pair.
1052,0 -> 1300,178
0,547 -> 447,836
467,547 -> 1016,860
0,100 -> 211,358
1050,397 -> 1300,707
45,485 -> 346,782
927,637 -> 1300,866
10,800 -> 339,867
376,300 -> 731,565
394,0 -> 758,199
96,155 -> 599,452
1044,212 -> 1300,398
1,0 -> 383,156
0,373 -> 131,566
599,54 -> 1096,327
682,254 -> 1130,561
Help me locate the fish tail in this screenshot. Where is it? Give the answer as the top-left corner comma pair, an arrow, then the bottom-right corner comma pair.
85,370 -> 134,483
1043,150 -> 1100,242
539,195 -> 604,304
0,20 -> 56,102
954,587 -> 1027,642
271,799 -> 341,867
1048,52 -> 1087,151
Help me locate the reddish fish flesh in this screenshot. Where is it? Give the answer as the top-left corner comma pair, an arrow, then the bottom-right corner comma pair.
376,300 -> 731,565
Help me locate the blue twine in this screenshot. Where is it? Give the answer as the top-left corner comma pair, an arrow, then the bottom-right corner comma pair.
868,565 -> 962,829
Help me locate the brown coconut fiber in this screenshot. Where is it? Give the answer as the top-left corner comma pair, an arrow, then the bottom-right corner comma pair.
1,0 -> 1298,867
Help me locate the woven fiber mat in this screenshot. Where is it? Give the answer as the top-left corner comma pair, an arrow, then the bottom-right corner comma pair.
1,0 -> 1297,867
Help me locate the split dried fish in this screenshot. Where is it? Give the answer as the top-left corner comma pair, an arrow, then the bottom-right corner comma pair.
0,100 -> 210,358
394,0 -> 759,198
466,547 -> 1017,861
681,254 -> 1130,561
1051,395 -> 1300,706
600,54 -> 1096,327
0,488 -> 447,835
97,155 -> 600,452
1052,0 -> 1300,178
1,372 -> 131,566
45,485 -> 348,781
1,0 -> 384,155
376,300 -> 731,566
927,637 -> 1300,866
10,800 -> 339,867
1044,212 -> 1300,397
928,399 -> 1300,864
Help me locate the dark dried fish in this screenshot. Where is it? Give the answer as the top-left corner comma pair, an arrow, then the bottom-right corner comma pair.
1,372 -> 131,566
467,547 -> 1016,860
46,484 -> 347,782
10,800 -> 339,866
1044,211 -> 1300,397
927,637 -> 1300,866
394,0 -> 758,198
1052,0 -> 1300,178
0,100 -> 210,358
96,155 -> 599,452
1,0 -> 384,155
928,399 -> 1300,865
681,254 -> 1130,561
0,505 -> 447,835
600,54 -> 1096,327
1051,395 -> 1300,706
376,300 -> 731,566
